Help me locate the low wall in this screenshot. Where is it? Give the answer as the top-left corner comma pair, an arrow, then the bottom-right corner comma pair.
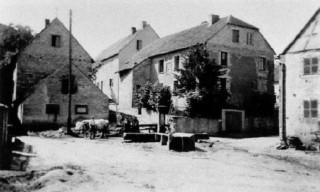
170,116 -> 220,135
245,116 -> 278,133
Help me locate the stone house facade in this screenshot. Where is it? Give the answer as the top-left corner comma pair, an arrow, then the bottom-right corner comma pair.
13,18 -> 109,128
21,64 -> 109,129
120,14 -> 275,123
93,21 -> 159,113
280,8 -> 320,143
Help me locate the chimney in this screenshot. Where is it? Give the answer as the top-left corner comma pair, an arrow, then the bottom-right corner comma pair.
142,21 -> 147,29
131,27 -> 136,34
208,14 -> 219,26
45,19 -> 50,28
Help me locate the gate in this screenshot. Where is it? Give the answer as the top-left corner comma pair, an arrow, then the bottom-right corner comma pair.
222,109 -> 245,133
0,104 -> 10,169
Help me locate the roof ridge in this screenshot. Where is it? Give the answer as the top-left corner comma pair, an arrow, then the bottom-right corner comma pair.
96,27 -> 145,61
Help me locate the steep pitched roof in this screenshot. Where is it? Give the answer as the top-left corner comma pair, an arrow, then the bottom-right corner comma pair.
121,15 -> 258,72
21,18 -> 93,62
21,63 -> 108,103
226,15 -> 258,30
282,8 -> 320,54
95,27 -> 146,62
15,18 -> 94,103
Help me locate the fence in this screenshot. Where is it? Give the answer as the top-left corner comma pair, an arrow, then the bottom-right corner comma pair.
0,104 -> 10,170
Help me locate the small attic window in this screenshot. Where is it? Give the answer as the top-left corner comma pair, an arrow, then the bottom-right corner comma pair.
51,35 -> 61,47
136,40 -> 142,50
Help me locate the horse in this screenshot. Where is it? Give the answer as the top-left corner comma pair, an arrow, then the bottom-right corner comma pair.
75,119 -> 109,139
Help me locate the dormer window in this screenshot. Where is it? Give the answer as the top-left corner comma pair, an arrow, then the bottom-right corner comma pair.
232,30 -> 240,43
51,35 -> 61,47
136,40 -> 142,50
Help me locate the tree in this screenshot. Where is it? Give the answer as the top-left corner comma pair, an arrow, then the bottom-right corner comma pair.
0,24 -> 33,68
135,82 -> 172,112
174,44 -> 228,118
0,24 -> 33,105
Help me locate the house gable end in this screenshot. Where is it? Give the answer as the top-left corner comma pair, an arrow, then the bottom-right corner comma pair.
283,8 -> 320,54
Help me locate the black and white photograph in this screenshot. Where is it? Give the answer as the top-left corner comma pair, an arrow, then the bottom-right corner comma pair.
0,0 -> 320,191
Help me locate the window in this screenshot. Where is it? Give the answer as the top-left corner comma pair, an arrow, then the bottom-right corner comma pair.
51,35 -> 61,47
97,82 -> 100,88
136,40 -> 142,50
232,30 -> 240,43
138,108 -> 142,115
173,81 -> 178,91
220,78 -> 226,90
304,100 -> 318,118
61,75 -> 77,94
221,52 -> 228,66
159,59 -> 164,73
75,105 -> 88,114
166,62 -> 171,73
109,79 -> 113,87
174,56 -> 180,71
258,57 -> 267,71
258,79 -> 267,92
101,81 -> 103,90
304,57 -> 318,75
246,32 -> 253,45
46,104 -> 59,114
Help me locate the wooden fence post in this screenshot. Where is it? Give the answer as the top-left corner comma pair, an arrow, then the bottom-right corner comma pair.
0,104 -> 10,170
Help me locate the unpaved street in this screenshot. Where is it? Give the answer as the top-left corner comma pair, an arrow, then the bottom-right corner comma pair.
13,136 -> 320,192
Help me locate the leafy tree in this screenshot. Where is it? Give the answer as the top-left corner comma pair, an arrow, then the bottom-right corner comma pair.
0,24 -> 33,68
135,82 -> 172,112
0,24 -> 33,105
174,44 -> 228,118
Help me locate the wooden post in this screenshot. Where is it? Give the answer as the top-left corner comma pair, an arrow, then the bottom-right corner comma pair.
279,62 -> 288,146
0,104 -> 10,170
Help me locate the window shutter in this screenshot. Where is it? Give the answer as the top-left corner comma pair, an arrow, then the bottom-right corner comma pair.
304,58 -> 311,75
303,100 -> 310,118
312,57 -> 318,74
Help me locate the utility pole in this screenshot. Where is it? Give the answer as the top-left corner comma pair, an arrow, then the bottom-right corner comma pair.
67,10 -> 72,135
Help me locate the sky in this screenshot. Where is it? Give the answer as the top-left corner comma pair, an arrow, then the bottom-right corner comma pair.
0,0 -> 319,59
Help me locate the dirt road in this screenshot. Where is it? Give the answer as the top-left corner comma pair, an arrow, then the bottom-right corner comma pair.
10,136 -> 320,192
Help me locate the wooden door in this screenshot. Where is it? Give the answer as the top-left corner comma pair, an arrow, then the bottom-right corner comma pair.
225,111 -> 242,133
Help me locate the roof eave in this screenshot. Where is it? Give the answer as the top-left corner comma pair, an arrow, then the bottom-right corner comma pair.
281,8 -> 320,55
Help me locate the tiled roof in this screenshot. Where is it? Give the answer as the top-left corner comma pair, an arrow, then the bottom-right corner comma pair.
226,15 -> 258,30
121,15 -> 258,72
95,28 -> 144,62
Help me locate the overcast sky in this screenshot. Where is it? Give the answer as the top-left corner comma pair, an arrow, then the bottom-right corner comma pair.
0,0 -> 319,58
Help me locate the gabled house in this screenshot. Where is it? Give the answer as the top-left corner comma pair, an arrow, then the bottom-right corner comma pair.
12,18 -> 109,129
280,8 -> 320,143
118,14 -> 275,126
21,63 -> 109,130
92,21 -> 159,112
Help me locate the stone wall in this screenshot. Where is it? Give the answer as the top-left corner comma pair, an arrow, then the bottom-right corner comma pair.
22,64 -> 109,129
170,116 -> 220,135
